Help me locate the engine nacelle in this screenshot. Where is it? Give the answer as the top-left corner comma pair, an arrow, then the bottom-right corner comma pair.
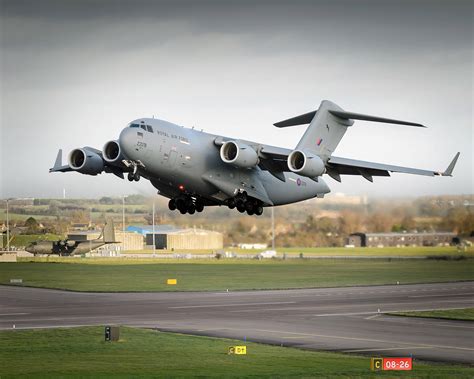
220,141 -> 259,168
68,148 -> 104,175
287,150 -> 325,178
102,140 -> 124,164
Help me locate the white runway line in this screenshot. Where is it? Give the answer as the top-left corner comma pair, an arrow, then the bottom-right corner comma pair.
344,346 -> 433,353
409,292 -> 474,298
169,301 -> 296,309
0,313 -> 30,316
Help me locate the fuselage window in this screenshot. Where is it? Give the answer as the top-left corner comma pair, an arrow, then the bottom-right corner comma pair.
146,125 -> 153,133
129,123 -> 140,128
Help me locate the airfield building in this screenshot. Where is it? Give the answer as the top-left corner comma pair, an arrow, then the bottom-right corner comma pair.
347,232 -> 457,248
146,227 -> 223,250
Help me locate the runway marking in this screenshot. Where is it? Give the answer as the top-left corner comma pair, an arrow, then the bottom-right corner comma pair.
409,292 -> 474,298
365,314 -> 380,320
344,346 -> 433,353
252,329 -> 474,352
0,313 -> 30,316
313,306 -> 474,318
169,301 -> 296,309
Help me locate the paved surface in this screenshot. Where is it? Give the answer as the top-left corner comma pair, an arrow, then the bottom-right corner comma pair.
1,282 -> 473,363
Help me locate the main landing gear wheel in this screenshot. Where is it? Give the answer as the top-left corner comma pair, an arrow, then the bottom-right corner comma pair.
168,199 -> 176,211
228,192 -> 264,216
169,196 -> 204,215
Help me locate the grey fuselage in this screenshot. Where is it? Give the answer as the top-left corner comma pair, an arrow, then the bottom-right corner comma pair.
118,119 -> 330,206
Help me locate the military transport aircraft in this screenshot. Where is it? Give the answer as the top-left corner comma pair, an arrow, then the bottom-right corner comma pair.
50,100 -> 459,216
25,220 -> 117,255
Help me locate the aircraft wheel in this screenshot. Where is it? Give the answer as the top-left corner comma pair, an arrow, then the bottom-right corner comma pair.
255,206 -> 263,216
134,173 -> 140,181
237,205 -> 245,213
246,208 -> 254,216
127,173 -> 134,181
188,206 -> 196,215
176,199 -> 186,213
168,199 -> 176,211
245,201 -> 255,212
195,203 -> 204,212
227,198 -> 236,209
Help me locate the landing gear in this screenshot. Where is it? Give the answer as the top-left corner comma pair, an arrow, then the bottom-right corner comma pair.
123,159 -> 144,182
127,172 -> 140,182
168,199 -> 176,211
168,196 -> 204,215
227,192 -> 264,216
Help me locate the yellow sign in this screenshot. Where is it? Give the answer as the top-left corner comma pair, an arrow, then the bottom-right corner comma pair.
370,357 -> 383,371
228,346 -> 247,355
167,279 -> 177,285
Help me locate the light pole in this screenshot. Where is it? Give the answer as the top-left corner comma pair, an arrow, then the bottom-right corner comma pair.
122,195 -> 126,236
6,199 -> 10,252
152,200 -> 156,256
271,207 -> 275,250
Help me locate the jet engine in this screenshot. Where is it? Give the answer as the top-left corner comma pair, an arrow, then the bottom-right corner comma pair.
68,148 -> 104,175
220,141 -> 259,168
102,140 -> 124,164
287,150 -> 325,178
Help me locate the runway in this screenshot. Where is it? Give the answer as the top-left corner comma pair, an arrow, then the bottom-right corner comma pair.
1,282 -> 473,364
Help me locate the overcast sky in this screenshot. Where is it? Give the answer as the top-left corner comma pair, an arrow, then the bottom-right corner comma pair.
0,0 -> 472,199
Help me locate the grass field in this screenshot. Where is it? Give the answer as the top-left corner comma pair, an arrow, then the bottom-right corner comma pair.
0,326 -> 471,378
124,246 -> 474,257
389,308 -> 474,322
1,259 -> 473,291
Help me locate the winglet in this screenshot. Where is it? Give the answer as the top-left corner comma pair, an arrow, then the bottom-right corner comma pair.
54,149 -> 63,168
49,149 -> 73,173
441,152 -> 460,176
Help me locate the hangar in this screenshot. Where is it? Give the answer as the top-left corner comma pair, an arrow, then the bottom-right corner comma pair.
146,228 -> 223,250
348,232 -> 457,247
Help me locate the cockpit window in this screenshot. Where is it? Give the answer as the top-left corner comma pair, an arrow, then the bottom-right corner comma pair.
140,125 -> 146,131
129,123 -> 140,128
146,125 -> 153,133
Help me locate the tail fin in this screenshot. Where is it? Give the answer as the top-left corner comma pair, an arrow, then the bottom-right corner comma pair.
102,219 -> 116,243
274,100 -> 425,159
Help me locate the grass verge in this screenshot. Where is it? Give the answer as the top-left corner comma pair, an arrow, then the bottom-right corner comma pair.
0,326 -> 472,378
388,308 -> 474,321
1,259 -> 473,292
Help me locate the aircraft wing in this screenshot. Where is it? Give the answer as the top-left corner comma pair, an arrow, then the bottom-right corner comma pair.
326,153 -> 460,182
214,137 -> 459,183
257,144 -> 459,183
49,148 -> 126,179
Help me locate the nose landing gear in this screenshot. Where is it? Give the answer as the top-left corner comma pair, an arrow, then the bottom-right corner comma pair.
122,160 -> 144,182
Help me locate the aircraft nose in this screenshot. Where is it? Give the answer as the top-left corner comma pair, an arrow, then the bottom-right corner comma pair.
25,245 -> 34,254
119,127 -> 137,159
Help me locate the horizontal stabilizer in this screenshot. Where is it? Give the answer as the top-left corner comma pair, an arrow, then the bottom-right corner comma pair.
274,107 -> 425,128
328,110 -> 425,127
274,110 -> 317,127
